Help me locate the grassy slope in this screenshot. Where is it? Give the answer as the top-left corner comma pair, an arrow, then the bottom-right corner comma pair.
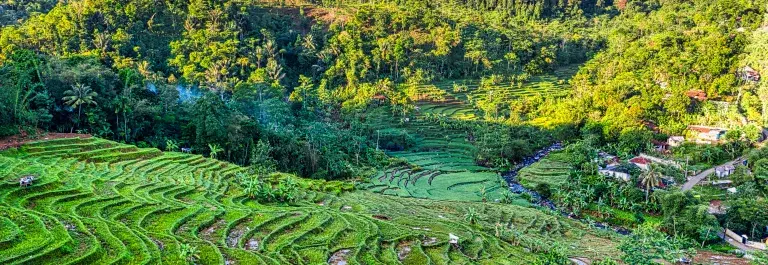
0,137 -> 620,264
516,154 -> 571,190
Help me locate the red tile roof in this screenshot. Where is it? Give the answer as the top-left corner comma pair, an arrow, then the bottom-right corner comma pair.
687,125 -> 724,133
372,94 -> 387,100
629,157 -> 651,165
685,90 -> 707,100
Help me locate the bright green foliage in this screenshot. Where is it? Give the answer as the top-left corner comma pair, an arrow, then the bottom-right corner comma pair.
464,207 -> 479,225
165,140 -> 179,152
241,175 -> 300,203
0,137 -> 621,264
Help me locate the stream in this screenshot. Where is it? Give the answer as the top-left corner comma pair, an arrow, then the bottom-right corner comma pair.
501,142 -> 631,235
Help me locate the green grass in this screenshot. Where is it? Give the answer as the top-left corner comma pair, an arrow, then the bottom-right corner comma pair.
0,137 -> 621,264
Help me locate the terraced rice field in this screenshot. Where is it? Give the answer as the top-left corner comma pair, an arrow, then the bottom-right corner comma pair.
414,66 -> 578,111
516,156 -> 572,190
0,137 -> 620,264
362,68 -> 578,202
362,106 -> 509,202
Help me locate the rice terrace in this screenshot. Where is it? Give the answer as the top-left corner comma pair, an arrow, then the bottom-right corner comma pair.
0,136 -> 619,264
2,0 -> 768,264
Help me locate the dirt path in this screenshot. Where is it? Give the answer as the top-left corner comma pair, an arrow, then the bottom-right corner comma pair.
681,157 -> 743,191
0,133 -> 91,151
694,250 -> 751,265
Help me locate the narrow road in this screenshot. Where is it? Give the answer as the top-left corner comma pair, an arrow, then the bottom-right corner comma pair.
681,157 -> 743,191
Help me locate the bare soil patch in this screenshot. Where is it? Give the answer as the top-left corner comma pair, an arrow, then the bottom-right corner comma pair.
693,251 -> 750,265
0,132 -> 91,151
226,218 -> 252,248
200,219 -> 226,242
397,241 -> 412,261
328,249 -> 352,265
372,215 -> 390,221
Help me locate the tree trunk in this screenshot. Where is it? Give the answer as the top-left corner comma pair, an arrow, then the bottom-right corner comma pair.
76,105 -> 83,132
645,188 -> 649,203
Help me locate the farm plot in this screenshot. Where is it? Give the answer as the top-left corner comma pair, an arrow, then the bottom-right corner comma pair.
0,137 -> 620,264
414,65 -> 578,107
516,156 -> 572,190
362,107 -> 509,202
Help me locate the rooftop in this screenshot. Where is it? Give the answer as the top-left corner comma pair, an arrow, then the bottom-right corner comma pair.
629,157 -> 651,165
688,125 -> 727,133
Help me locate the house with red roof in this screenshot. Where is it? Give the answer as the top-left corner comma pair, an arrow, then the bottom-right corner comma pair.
629,156 -> 651,171
685,90 -> 707,101
687,125 -> 727,144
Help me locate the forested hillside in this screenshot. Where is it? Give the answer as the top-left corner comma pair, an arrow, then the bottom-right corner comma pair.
4,0 -> 768,264
0,0 -> 610,179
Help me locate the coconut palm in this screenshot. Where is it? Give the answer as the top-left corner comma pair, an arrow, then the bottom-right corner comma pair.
640,166 -> 663,203
62,83 -> 98,130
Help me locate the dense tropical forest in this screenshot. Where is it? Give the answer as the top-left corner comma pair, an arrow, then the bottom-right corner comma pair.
3,0 -> 768,264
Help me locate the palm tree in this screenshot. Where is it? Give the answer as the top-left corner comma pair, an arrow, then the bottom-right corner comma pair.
208,144 -> 221,159
62,83 -> 98,130
640,166 -> 663,203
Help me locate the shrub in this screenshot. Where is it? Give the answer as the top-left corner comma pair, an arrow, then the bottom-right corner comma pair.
534,183 -> 551,198
243,176 -> 302,203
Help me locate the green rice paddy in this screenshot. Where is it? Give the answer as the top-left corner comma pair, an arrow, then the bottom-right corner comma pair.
361,107 -> 507,202
516,157 -> 572,190
0,137 -> 619,264
414,66 -> 578,114
362,67 -> 577,202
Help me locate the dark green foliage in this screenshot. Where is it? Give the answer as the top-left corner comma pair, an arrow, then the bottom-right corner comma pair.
534,183 -> 552,198
658,191 -> 720,244
724,198 -> 768,240
0,49 -> 50,136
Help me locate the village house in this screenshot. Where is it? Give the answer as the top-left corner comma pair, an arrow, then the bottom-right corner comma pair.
643,120 -> 660,133
595,152 -> 620,166
629,156 -> 652,171
710,179 -> 733,189
739,66 -> 761,82
652,139 -> 670,153
599,167 -> 631,182
715,165 -> 736,178
668,136 -> 685,147
685,90 -> 707,101
371,94 -> 388,104
687,125 -> 728,144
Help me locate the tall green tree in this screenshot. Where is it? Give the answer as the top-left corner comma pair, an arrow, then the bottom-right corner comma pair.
62,83 -> 98,131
